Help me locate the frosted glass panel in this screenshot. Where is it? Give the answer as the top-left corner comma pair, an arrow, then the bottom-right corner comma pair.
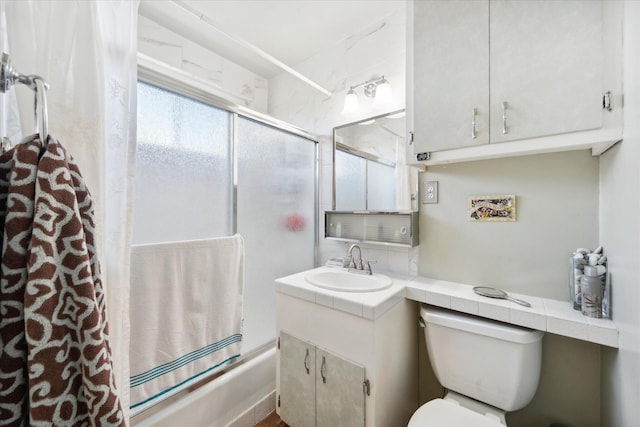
367,162 -> 395,211
335,150 -> 366,211
237,117 -> 316,352
133,82 -> 232,244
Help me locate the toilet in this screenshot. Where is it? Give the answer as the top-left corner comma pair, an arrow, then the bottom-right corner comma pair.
408,305 -> 544,426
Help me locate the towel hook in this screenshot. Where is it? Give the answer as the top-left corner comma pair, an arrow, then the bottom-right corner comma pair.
1,52 -> 50,145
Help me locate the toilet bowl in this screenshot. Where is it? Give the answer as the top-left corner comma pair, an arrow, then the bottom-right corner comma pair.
408,305 -> 544,426
409,395 -> 503,427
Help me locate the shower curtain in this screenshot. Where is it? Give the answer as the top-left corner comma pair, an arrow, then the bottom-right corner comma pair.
2,0 -> 139,423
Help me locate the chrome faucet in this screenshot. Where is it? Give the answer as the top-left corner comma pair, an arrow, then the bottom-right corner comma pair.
347,244 -> 363,270
346,244 -> 376,275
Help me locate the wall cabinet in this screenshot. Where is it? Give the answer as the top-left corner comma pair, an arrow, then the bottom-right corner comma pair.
279,332 -> 366,427
408,0 -> 622,165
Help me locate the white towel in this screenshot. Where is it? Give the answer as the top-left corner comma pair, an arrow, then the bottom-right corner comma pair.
129,235 -> 244,412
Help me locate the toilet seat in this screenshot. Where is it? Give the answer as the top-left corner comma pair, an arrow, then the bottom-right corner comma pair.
408,399 -> 505,427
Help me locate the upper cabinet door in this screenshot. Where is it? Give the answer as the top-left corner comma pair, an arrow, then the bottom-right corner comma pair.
412,0 -> 490,154
489,0 -> 603,143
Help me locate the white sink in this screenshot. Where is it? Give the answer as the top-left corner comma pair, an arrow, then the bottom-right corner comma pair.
304,269 -> 392,292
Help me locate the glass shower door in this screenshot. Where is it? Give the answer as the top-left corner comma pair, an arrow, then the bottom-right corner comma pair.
133,82 -> 232,244
237,117 -> 317,352
134,81 -> 317,359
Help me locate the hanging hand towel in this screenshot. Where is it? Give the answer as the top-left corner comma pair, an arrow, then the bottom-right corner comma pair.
23,137 -> 125,426
0,136 -> 125,426
129,235 -> 244,412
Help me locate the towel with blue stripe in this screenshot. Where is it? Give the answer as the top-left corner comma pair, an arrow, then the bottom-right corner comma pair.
129,235 -> 245,413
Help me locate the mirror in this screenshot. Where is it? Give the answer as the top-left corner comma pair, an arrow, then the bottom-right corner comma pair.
333,109 -> 417,211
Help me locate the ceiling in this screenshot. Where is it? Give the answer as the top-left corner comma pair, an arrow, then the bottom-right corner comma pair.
140,0 -> 403,78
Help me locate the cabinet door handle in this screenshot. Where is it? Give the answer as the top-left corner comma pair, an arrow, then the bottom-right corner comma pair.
502,101 -> 509,134
304,348 -> 310,374
320,356 -> 327,384
471,108 -> 477,139
603,91 -> 613,111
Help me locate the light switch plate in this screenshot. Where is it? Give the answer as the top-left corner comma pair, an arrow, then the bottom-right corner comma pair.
423,181 -> 438,204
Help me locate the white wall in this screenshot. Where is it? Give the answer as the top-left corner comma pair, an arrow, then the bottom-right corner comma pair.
268,3 -> 405,135
138,15 -> 268,112
268,2 -> 418,275
599,1 -> 640,425
420,150 -> 600,300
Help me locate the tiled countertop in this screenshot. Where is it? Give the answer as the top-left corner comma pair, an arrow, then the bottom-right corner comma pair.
406,276 -> 618,348
276,267 -> 618,348
276,267 -> 407,320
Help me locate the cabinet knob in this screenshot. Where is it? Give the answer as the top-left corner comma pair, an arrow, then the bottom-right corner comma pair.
502,102 -> 509,134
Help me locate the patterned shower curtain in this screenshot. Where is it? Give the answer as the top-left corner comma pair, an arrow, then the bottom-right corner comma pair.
0,135 -> 125,426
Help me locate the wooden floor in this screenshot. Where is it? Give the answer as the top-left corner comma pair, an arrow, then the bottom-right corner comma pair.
255,411 -> 288,427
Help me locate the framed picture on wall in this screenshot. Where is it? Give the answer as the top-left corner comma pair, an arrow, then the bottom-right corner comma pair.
468,195 -> 516,222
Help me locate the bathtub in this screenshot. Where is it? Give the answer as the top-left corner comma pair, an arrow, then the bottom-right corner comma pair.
133,345 -> 276,427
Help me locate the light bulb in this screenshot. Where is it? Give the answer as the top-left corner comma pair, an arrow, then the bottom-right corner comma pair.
342,89 -> 359,113
374,79 -> 392,104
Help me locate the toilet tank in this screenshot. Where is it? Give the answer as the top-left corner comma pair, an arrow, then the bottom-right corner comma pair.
420,305 -> 544,412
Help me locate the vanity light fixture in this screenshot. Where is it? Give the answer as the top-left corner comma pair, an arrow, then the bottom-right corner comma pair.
342,76 -> 392,113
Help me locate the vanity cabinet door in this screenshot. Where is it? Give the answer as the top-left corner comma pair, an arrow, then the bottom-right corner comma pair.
279,332 -> 316,427
489,0 -> 603,143
315,348 -> 365,427
411,0 -> 490,156
279,332 -> 366,427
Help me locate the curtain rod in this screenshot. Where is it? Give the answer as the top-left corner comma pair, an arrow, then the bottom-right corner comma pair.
171,0 -> 333,98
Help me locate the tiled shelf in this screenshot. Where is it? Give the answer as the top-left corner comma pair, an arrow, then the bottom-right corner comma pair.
405,277 -> 618,348
275,268 -> 618,348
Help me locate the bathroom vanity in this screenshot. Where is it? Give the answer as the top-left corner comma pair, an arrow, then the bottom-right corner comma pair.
275,267 -> 618,426
275,268 -> 419,427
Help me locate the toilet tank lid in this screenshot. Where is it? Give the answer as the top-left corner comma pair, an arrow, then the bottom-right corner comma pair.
420,305 -> 544,344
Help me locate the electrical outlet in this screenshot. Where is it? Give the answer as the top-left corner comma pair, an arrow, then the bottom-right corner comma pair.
423,180 -> 438,204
